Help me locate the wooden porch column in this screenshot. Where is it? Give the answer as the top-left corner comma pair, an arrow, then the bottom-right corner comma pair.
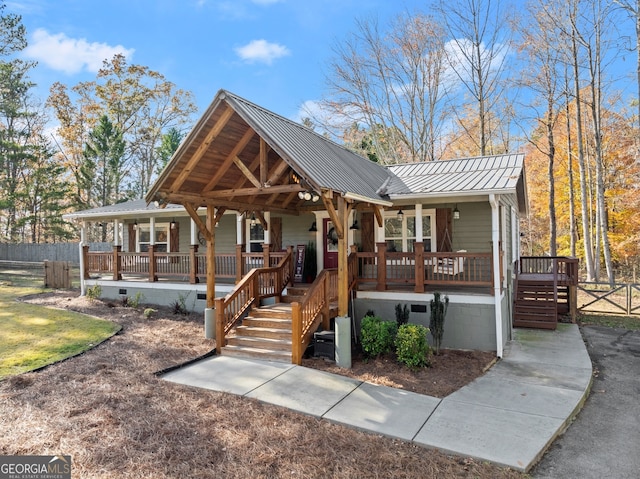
112,245 -> 122,281
189,245 -> 199,284
235,244 -> 245,283
337,196 -> 350,316
148,245 -> 157,282
262,242 -> 271,268
414,242 -> 425,293
82,245 -> 90,279
206,205 -> 216,309
376,242 -> 387,292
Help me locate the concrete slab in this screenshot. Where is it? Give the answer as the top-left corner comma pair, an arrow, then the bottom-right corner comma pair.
162,356 -> 294,395
507,325 -> 591,369
446,376 -> 586,419
245,366 -> 362,417
414,399 -> 565,471
323,382 -> 441,441
487,359 -> 592,391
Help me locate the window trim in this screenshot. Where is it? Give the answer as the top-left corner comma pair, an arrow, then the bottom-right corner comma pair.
383,208 -> 436,252
137,222 -> 170,253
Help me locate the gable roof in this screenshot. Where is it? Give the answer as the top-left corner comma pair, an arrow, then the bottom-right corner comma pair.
146,89 -> 393,210
386,153 -> 528,213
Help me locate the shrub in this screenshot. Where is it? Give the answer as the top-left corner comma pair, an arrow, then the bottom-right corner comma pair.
129,291 -> 144,308
395,324 -> 431,368
143,308 -> 157,319
360,315 -> 397,358
86,284 -> 102,301
170,294 -> 188,315
395,303 -> 410,327
429,292 -> 449,355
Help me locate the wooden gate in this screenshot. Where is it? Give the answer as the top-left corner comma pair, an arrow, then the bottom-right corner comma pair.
44,260 -> 71,289
578,282 -> 640,316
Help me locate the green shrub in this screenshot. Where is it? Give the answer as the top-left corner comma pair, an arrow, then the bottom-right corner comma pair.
143,308 -> 157,319
429,291 -> 449,355
395,324 -> 431,368
86,284 -> 102,301
360,315 -> 397,358
129,291 -> 144,308
395,303 -> 410,327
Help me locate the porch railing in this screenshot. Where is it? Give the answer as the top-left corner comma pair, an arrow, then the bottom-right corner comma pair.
84,245 -> 291,284
214,250 -> 293,353
291,268 -> 337,365
518,256 -> 579,286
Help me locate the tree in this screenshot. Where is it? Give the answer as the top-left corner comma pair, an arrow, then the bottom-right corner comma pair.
437,0 -> 513,156
156,127 -> 184,174
321,12 -> 448,164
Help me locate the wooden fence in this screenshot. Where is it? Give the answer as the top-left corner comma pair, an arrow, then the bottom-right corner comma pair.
44,260 -> 71,289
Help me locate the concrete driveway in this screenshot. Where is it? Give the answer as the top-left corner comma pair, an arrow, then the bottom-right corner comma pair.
532,326 -> 640,479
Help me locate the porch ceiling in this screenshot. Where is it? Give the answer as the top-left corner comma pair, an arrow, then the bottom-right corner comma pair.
146,89 -> 392,216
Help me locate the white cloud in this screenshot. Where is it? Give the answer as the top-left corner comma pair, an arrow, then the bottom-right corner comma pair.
23,28 -> 135,75
234,39 -> 290,65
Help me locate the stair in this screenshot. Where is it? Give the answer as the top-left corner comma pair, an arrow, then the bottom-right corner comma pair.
221,289 -> 309,362
513,279 -> 558,330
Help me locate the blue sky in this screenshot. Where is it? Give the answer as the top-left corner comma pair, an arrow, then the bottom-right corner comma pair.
11,0 -> 425,122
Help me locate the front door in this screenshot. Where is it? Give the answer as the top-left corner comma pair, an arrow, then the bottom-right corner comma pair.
323,218 -> 338,269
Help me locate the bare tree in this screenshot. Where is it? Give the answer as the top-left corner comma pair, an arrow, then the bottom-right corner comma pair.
320,12 -> 448,164
437,0 -> 512,156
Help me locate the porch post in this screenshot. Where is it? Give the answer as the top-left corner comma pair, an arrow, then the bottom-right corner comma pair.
206,205 -> 216,309
490,194 -> 503,358
80,222 -> 88,297
235,244 -> 245,282
189,245 -> 199,284
376,242 -> 387,292
148,245 -> 157,282
414,242 -> 425,293
337,196 -> 350,316
415,204 -> 423,243
262,242 -> 271,268
112,245 -> 122,281
190,218 -> 198,246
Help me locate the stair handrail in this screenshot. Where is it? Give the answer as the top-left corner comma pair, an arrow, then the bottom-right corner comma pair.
291,268 -> 337,365
214,248 -> 294,353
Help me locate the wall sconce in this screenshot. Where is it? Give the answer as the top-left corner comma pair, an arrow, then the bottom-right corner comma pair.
250,213 -> 256,226
453,205 -> 460,220
309,221 -> 317,232
133,221 -> 138,230
397,209 -> 404,220
350,219 -> 359,230
170,219 -> 177,229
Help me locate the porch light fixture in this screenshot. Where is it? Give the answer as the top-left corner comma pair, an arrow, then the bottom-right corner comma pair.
250,213 -> 256,226
453,205 -> 460,220
397,209 -> 404,220
350,220 -> 359,230
170,219 -> 177,229
309,221 -> 317,232
298,190 -> 320,202
133,221 -> 138,230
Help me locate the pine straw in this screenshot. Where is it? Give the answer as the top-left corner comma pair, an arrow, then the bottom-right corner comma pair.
0,292 -> 524,478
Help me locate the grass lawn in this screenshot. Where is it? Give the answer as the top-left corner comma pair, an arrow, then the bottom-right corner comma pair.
0,278 -> 120,380
580,313 -> 640,330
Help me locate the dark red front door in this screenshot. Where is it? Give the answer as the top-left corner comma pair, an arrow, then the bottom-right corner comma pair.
323,218 -> 338,269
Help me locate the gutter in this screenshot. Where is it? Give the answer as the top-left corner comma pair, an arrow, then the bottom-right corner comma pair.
342,191 -> 392,207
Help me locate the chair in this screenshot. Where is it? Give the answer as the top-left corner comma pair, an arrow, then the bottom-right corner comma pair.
434,250 -> 466,276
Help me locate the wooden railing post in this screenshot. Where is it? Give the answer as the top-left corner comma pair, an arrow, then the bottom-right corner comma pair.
235,244 -> 245,283
376,242 -> 387,292
262,242 -> 271,268
287,245 -> 294,286
215,297 -> 225,354
112,245 -> 122,281
148,245 -> 157,282
189,245 -> 199,284
291,302 -> 302,365
82,245 -> 90,279
414,242 -> 425,293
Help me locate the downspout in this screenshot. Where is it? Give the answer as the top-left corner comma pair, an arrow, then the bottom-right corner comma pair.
79,221 -> 87,296
490,194 -> 503,358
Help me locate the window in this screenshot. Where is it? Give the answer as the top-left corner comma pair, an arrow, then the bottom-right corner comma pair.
384,210 -> 435,252
248,223 -> 264,252
137,224 -> 169,252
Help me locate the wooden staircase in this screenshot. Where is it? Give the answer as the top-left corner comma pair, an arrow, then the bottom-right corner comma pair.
513,277 -> 558,330
220,285 -> 309,363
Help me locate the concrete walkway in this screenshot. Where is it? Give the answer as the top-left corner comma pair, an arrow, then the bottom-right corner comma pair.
162,323 -> 592,472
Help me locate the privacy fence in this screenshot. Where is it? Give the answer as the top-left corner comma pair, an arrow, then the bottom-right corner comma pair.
0,243 -> 111,264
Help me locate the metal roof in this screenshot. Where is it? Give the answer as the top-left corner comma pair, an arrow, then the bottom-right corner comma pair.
221,91 -> 393,204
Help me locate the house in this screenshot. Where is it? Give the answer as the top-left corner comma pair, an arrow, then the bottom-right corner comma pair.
65,89 -> 578,363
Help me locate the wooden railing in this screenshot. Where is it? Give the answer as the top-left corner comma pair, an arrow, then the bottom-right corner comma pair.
291,269 -> 337,365
214,250 -> 293,353
518,256 -> 579,286
352,246 -> 498,293
84,245 -> 292,284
